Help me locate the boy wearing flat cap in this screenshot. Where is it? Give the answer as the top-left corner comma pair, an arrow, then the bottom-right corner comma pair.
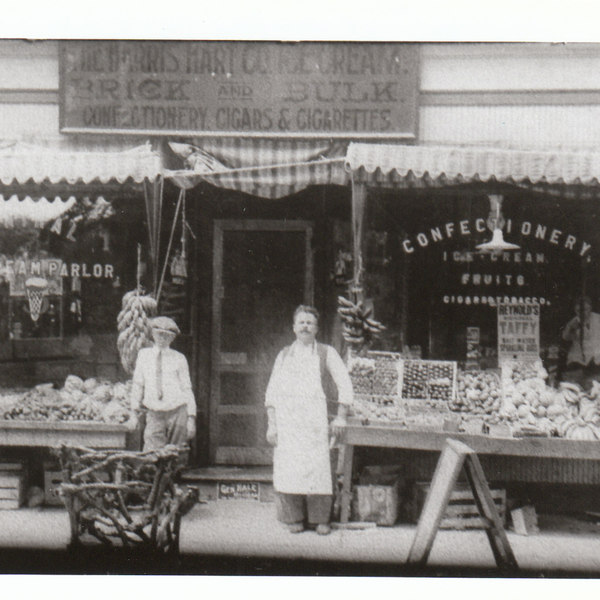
130,316 -> 196,450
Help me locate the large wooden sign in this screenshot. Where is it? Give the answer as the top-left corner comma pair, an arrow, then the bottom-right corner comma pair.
59,41 -> 420,138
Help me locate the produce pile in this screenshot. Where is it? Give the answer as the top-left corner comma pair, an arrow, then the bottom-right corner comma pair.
401,360 -> 455,402
500,360 -> 557,431
553,381 -> 600,440
351,396 -> 404,422
451,370 -> 502,414
2,375 -> 133,425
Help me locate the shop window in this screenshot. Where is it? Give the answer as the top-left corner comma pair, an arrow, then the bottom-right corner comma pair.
0,197 -> 138,343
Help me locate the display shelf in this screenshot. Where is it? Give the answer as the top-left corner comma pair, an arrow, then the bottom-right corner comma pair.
0,420 -> 128,448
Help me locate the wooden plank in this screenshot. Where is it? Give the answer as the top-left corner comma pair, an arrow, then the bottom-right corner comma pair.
210,220 -> 225,465
417,483 -> 505,502
0,425 -> 127,448
447,489 -> 505,502
0,499 -> 20,510
464,454 -> 518,570
0,474 -> 23,487
440,517 -> 493,529
0,488 -> 20,500
445,504 -> 504,518
0,421 -> 127,432
340,443 -> 355,524
0,463 -> 24,471
343,424 -> 600,460
407,441 -> 468,565
215,446 -> 273,465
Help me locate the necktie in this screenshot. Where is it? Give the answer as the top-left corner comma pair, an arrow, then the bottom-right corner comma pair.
156,349 -> 163,401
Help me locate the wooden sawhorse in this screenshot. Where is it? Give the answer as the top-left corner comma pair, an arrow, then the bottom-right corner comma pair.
407,438 -> 518,571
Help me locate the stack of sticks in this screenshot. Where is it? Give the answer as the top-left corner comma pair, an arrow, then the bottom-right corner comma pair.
57,444 -> 198,554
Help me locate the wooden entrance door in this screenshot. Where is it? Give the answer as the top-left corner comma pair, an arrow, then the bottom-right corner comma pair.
211,220 -> 313,465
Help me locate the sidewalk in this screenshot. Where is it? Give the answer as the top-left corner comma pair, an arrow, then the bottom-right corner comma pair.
2,500 -> 600,575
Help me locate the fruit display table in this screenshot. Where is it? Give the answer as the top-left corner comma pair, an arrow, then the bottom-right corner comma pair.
338,421 -> 600,523
0,421 -> 128,449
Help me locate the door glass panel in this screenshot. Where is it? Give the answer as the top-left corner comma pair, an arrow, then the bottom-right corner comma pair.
221,230 -> 306,371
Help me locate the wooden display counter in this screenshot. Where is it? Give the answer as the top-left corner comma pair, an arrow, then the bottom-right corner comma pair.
0,421 -> 128,449
338,421 -> 600,523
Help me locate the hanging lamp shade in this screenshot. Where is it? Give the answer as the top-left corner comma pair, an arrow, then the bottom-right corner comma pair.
476,228 -> 521,253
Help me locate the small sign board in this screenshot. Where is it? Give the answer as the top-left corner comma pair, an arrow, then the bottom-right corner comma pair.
497,302 -> 540,361
465,326 -> 481,369
217,481 -> 260,501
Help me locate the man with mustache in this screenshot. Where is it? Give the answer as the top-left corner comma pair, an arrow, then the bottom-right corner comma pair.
265,305 -> 353,535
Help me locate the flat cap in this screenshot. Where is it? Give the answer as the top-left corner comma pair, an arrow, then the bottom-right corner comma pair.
151,316 -> 181,335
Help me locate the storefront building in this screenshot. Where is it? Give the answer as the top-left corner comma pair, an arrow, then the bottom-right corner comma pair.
4,41 -> 600,495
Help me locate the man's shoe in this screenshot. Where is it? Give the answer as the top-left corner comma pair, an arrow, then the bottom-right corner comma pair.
316,524 -> 331,536
287,522 -> 305,534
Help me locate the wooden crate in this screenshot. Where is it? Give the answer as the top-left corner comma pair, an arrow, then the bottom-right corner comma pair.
44,469 -> 64,507
352,482 -> 400,526
413,482 -> 506,529
0,462 -> 27,510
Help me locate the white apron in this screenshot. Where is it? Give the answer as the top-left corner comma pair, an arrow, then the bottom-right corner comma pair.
270,347 -> 332,495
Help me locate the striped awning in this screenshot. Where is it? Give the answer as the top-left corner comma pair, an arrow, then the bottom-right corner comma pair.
165,138 -> 349,199
346,142 -> 600,189
0,142 -> 162,186
0,194 -> 76,227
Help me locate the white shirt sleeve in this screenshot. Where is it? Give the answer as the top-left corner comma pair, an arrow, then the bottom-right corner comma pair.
325,345 -> 353,406
265,351 -> 284,409
177,353 -> 197,417
130,349 -> 146,411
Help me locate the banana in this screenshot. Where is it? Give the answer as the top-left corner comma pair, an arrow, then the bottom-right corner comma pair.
360,306 -> 373,319
337,296 -> 356,309
121,290 -> 137,309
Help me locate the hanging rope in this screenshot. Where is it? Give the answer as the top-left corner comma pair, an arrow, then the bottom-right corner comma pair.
156,189 -> 184,306
143,176 -> 164,297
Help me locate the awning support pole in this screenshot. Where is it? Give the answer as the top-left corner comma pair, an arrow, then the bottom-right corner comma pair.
351,176 -> 367,304
156,189 -> 185,306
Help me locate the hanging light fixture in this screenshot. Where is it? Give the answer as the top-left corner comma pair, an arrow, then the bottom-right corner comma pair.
476,194 -> 520,254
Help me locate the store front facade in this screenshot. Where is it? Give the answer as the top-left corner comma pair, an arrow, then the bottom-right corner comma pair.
6,40 -> 600,478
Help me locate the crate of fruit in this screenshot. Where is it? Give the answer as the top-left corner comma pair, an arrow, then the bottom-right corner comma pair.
399,359 -> 457,403
348,351 -> 403,397
349,352 -> 405,423
351,395 -> 405,423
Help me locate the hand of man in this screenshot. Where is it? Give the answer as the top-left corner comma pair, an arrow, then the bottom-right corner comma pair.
330,415 -> 347,441
266,424 -> 278,446
186,416 -> 196,441
125,412 -> 138,432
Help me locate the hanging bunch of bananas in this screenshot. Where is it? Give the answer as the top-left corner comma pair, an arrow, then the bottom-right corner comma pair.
338,295 -> 386,349
116,290 -> 158,374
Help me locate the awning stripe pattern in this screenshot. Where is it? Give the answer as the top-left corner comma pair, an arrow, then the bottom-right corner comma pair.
166,138 -> 349,199
0,142 -> 162,185
0,194 -> 76,227
346,143 -> 600,188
